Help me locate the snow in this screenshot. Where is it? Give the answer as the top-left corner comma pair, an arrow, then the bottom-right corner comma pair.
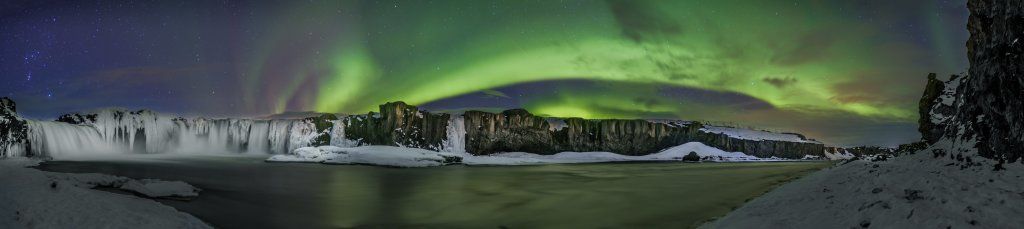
267,145 -> 460,167
823,148 -> 856,160
704,140 -> 1024,228
700,125 -> 818,143
0,158 -> 209,228
267,142 -> 804,167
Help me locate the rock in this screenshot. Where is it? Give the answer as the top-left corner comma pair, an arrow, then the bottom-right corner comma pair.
342,102 -> 452,150
461,108 -> 825,158
918,73 -> 950,144
304,113 -> 338,146
55,113 -> 98,125
682,151 -> 700,162
0,97 -> 30,157
950,0 -> 1024,161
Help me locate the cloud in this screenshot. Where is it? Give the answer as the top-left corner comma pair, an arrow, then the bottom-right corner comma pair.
762,76 -> 798,89
607,0 -> 684,42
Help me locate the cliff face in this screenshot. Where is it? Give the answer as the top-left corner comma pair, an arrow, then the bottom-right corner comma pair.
0,97 -> 29,157
947,0 -> 1024,161
343,102 -> 451,151
6,98 -> 827,159
457,107 -> 824,158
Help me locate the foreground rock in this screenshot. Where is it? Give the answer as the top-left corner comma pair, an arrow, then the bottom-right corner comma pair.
0,159 -> 209,228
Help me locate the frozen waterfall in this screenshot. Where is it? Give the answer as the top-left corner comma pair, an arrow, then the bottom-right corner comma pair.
441,115 -> 466,153
25,109 -> 319,158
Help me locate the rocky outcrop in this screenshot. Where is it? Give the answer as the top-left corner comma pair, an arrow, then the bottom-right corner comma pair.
342,102 -> 452,150
458,107 -> 824,158
304,114 -> 338,146
939,0 -> 1024,161
0,97 -> 30,157
918,73 -> 946,144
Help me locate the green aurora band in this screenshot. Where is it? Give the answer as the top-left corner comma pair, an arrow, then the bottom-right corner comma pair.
240,0 -> 965,144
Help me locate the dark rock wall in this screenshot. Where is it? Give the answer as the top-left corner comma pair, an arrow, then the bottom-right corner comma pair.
304,114 -> 338,146
343,102 -> 451,150
463,109 -> 557,153
457,107 -> 824,158
954,0 -> 1024,161
919,73 -> 946,144
0,97 -> 30,157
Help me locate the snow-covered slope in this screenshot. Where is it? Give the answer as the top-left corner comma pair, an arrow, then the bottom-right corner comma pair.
267,142 -> 801,167
0,158 -> 209,228
703,140 -> 1024,228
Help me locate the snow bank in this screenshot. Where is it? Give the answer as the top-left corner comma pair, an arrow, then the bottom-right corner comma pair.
267,146 -> 461,167
700,126 -> 818,143
267,142 -> 802,167
0,158 -> 209,228
824,148 -> 856,160
704,140 -> 1024,228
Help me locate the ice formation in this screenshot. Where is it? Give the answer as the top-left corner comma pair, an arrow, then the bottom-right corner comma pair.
25,109 -> 319,158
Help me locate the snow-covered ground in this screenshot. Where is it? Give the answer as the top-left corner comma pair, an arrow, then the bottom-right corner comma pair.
703,140 -> 1024,228
266,142 -> 805,167
0,158 -> 209,228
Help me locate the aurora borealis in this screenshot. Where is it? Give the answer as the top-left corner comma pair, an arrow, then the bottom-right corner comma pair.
1,0 -> 968,146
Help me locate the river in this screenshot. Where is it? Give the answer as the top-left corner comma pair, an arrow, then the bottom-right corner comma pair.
36,155 -> 829,228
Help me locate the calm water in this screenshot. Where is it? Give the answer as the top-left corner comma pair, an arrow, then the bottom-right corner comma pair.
36,156 -> 829,228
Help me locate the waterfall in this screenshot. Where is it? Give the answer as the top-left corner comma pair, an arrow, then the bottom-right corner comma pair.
247,121 -> 271,154
28,121 -> 122,157
329,118 -> 359,147
441,115 -> 466,153
24,109 -> 322,158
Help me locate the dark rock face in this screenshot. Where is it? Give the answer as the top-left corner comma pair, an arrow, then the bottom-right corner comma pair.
918,73 -> 946,144
343,102 -> 451,150
56,113 -> 98,125
951,0 -> 1024,161
0,97 -> 30,157
304,114 -> 338,146
463,109 -> 557,153
460,108 -> 824,158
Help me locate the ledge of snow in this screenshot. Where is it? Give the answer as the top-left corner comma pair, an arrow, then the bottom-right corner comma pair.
267,142 -> 805,167
700,126 -> 818,143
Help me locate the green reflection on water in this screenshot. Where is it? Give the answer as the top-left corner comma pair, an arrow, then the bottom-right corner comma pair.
323,162 -> 828,228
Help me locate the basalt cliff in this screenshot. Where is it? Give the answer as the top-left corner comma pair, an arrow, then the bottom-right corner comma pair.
0,99 -> 829,159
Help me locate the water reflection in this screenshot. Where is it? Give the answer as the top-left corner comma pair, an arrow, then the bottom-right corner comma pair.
37,157 -> 827,228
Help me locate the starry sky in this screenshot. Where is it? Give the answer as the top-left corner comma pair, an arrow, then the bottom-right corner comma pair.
1,0 -> 968,147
